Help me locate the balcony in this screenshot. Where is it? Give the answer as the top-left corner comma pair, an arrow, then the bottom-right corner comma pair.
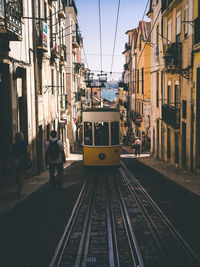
74,62 -> 81,74
58,2 -> 65,20
0,0 -> 22,41
64,0 -> 77,15
125,42 -> 131,50
162,104 -> 180,129
194,17 -> 200,45
60,44 -> 67,65
124,63 -> 129,70
51,41 -> 59,58
60,94 -> 68,111
163,42 -> 182,71
37,21 -> 48,52
72,35 -> 81,48
162,0 -> 180,14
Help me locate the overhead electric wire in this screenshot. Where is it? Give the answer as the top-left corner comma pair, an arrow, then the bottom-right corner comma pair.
98,0 -> 103,72
110,0 -> 121,78
141,0 -> 150,22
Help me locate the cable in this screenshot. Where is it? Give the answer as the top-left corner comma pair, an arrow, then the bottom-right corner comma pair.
110,0 -> 121,77
141,0 -> 150,22
98,0 -> 103,72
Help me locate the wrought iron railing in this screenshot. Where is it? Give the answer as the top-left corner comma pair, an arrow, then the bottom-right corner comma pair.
194,17 -> 200,45
0,1 -> 22,37
164,42 -> 182,69
60,44 -> 67,61
124,63 -> 129,70
162,104 -> 180,129
125,42 -> 131,50
63,0 -> 77,15
162,0 -> 174,13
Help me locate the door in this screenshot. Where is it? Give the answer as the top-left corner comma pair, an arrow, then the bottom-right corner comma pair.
196,68 -> 200,168
182,122 -> 186,167
0,63 -> 12,183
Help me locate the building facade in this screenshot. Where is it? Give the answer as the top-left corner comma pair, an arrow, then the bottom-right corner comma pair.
161,0 -> 193,170
0,0 -> 85,187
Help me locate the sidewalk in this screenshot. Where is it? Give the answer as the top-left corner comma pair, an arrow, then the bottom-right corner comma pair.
122,145 -> 200,197
0,153 -> 83,216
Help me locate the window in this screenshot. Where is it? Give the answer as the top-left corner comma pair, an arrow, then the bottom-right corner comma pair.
184,5 -> 189,39
182,100 -> 187,119
44,1 -> 47,22
167,80 -> 171,105
0,1 -> 4,17
139,34 -> 142,51
176,10 -> 181,42
167,127 -> 171,159
38,63 -> 42,95
84,122 -> 92,145
111,122 -> 119,145
142,68 -> 144,94
175,82 -> 180,108
167,19 -> 172,44
51,69 -> 54,94
137,70 -> 139,93
156,24 -> 159,55
94,122 -> 109,146
156,71 -> 159,107
199,0 -> 200,17
50,9 -> 53,48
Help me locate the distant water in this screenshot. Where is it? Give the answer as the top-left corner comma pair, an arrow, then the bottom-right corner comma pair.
101,89 -> 118,102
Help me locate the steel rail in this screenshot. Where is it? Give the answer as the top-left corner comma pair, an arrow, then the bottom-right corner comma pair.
107,174 -> 120,267
121,161 -> 200,266
76,178 -> 97,266
49,178 -> 88,267
113,175 -> 145,267
119,166 -> 173,266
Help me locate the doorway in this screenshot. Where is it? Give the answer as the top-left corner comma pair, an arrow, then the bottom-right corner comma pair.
0,63 -> 12,183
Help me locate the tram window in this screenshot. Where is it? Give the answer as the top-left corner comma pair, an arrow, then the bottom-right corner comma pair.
111,121 -> 119,145
94,122 -> 109,146
84,122 -> 92,145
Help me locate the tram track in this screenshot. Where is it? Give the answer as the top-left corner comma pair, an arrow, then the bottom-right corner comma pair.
50,162 -> 200,266
120,160 -> 200,266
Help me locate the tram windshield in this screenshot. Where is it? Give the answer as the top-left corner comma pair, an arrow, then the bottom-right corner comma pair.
84,122 -> 92,145
94,122 -> 109,146
111,121 -> 119,145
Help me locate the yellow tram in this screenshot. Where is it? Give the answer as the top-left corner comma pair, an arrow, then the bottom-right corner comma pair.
82,108 -> 121,166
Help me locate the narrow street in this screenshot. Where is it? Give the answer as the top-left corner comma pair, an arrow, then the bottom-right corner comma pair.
1,0 -> 200,266
0,153 -> 200,267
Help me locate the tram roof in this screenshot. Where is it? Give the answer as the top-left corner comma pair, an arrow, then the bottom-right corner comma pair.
83,108 -> 119,113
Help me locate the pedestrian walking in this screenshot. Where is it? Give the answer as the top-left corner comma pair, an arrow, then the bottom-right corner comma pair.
45,130 -> 66,189
11,132 -> 30,197
130,133 -> 136,148
134,137 -> 141,156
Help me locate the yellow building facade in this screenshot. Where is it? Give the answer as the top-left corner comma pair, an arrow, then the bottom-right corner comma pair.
135,21 -> 151,139
161,0 -> 194,170
193,0 -> 200,170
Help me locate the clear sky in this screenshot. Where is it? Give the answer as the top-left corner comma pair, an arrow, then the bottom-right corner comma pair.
75,0 -> 150,81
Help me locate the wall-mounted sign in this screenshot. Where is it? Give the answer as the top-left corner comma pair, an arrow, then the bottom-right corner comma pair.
42,21 -> 48,46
